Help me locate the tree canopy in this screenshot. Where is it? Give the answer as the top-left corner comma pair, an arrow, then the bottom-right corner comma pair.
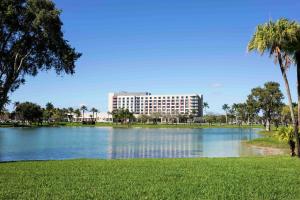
15,101 -> 43,123
0,0 -> 81,111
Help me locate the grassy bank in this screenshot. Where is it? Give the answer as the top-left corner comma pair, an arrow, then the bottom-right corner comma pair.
0,157 -> 299,199
0,122 -> 264,129
246,130 -> 289,149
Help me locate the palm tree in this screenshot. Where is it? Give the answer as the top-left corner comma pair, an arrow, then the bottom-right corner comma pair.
203,102 -> 209,115
222,104 -> 230,124
74,109 -> 81,122
248,18 -> 300,156
90,107 -> 98,122
80,105 -> 88,122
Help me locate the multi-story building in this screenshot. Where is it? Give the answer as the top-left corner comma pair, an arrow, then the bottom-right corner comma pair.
108,91 -> 203,117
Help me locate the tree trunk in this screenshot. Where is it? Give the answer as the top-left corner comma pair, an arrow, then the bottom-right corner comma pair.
278,51 -> 297,156
296,50 -> 300,157
266,119 -> 270,131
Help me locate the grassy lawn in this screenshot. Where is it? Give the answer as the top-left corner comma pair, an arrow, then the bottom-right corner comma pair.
1,157 -> 300,200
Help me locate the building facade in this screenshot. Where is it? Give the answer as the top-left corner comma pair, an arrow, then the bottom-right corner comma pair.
108,91 -> 203,117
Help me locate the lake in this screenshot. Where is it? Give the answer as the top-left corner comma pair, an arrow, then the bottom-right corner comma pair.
0,127 -> 268,161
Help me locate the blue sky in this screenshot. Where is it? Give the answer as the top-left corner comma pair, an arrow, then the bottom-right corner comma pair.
9,0 -> 300,113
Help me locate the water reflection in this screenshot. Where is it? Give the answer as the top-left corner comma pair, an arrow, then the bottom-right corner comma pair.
107,128 -> 261,159
107,129 -> 204,159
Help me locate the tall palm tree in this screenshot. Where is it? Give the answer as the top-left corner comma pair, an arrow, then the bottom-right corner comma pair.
248,18 -> 300,156
80,105 -> 88,122
90,107 -> 98,121
222,104 -> 230,124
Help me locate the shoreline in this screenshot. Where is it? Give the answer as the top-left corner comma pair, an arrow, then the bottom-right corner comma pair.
0,122 -> 264,129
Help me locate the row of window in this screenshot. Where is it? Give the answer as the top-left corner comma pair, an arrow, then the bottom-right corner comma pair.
117,96 -> 198,101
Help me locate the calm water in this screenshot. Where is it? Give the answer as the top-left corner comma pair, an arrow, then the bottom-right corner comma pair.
0,127 -> 264,161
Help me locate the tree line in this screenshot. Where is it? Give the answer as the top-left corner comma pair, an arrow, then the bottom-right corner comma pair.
0,102 -> 99,125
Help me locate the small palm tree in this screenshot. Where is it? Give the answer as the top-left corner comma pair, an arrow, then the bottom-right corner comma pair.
80,105 -> 88,122
203,102 -> 209,114
276,126 -> 295,156
222,104 -> 230,124
248,18 -> 300,156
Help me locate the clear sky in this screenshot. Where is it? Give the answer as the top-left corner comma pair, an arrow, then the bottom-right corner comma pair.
9,0 -> 300,113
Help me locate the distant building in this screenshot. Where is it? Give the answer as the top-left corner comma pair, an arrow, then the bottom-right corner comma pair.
108,91 -> 203,117
71,112 -> 112,122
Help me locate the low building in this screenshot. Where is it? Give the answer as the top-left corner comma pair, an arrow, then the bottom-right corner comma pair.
70,112 -> 112,123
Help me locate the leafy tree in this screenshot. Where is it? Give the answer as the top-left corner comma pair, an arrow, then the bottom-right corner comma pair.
46,102 -> 54,111
216,115 -> 226,125
250,82 -> 284,131
232,103 -> 248,125
281,104 -> 298,126
15,102 -> 43,124
150,112 -> 161,124
178,114 -> 188,123
138,114 -> 149,124
43,102 -> 55,122
0,0 -> 81,111
248,18 -> 300,155
246,95 -> 260,125
111,108 -> 134,124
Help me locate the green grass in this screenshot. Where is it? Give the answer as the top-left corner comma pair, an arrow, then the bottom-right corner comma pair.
0,157 -> 300,200
246,137 -> 289,149
246,130 -> 289,149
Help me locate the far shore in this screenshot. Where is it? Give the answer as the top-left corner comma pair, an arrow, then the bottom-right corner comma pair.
0,122 -> 264,129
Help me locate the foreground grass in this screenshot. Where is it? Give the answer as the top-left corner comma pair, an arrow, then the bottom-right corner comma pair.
0,157 -> 300,200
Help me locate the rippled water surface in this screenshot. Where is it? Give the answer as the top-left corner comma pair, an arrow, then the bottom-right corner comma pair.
0,127 -> 265,161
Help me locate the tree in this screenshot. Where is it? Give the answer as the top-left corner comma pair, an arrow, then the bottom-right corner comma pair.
0,0 -> 81,111
276,126 -> 296,156
204,114 -> 216,126
138,114 -> 149,124
111,108 -> 134,124
248,18 -> 300,156
250,82 -> 284,131
246,95 -> 260,125
74,109 -> 81,118
80,105 -> 88,122
232,103 -> 248,125
222,104 -> 230,124
46,102 -> 54,111
150,112 -> 161,124
15,102 -> 43,124
90,107 -> 98,121
203,102 -> 209,114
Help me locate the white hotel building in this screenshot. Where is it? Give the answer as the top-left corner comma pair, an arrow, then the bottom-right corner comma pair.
108,92 -> 203,117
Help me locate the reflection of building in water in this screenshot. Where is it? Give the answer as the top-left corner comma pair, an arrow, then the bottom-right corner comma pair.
107,130 -> 203,159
